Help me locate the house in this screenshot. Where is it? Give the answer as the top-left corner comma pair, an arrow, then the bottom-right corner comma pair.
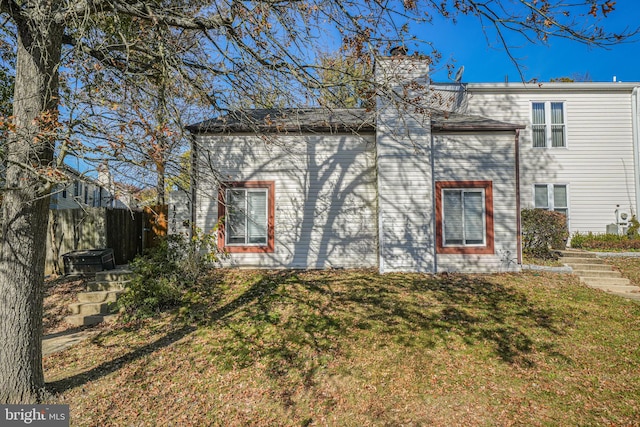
177,55 -> 640,273
461,82 -> 640,235
49,164 -> 131,210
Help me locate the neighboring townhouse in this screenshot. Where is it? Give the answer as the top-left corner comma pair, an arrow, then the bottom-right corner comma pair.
463,82 -> 640,235
49,165 -> 129,210
177,54 -> 640,273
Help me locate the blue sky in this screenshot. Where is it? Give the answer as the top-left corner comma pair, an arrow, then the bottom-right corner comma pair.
419,1 -> 640,83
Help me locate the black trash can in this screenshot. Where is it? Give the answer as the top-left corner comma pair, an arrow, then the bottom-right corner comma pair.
62,248 -> 116,275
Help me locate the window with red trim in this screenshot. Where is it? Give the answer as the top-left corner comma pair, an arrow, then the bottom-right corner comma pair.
435,181 -> 494,255
218,181 -> 275,253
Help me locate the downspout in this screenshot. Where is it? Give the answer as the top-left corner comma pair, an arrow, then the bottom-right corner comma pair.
431,130 -> 438,273
189,132 -> 198,240
375,128 -> 385,274
515,129 -> 522,266
632,87 -> 640,218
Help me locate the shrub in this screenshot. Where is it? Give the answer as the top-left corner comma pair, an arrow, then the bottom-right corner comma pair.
570,231 -> 640,251
118,229 -> 219,319
521,208 -> 569,259
627,215 -> 640,237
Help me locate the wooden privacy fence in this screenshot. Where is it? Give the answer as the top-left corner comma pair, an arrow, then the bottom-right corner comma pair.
143,205 -> 168,249
46,208 -> 152,275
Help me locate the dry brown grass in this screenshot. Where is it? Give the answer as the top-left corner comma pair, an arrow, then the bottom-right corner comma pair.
42,269 -> 640,426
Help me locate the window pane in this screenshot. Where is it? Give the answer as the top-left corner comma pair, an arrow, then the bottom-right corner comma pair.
550,102 -> 564,124
532,103 -> 545,124
443,190 -> 463,244
551,103 -> 565,147
532,126 -> 546,148
551,125 -> 565,147
247,191 -> 267,244
464,191 -> 484,244
227,189 -> 246,244
553,185 -> 567,209
534,185 -> 549,209
532,103 -> 547,148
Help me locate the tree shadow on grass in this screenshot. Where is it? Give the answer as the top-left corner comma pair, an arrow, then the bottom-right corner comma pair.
211,271 -> 344,389
322,271 -> 572,367
46,270 -> 284,394
48,269 -> 573,395
208,269 -> 572,397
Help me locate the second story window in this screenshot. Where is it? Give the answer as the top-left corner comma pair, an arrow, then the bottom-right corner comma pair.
532,101 -> 565,148
534,184 -> 568,217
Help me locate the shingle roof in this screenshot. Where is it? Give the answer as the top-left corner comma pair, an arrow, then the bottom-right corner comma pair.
430,111 -> 525,132
186,108 -> 376,134
187,108 -> 524,134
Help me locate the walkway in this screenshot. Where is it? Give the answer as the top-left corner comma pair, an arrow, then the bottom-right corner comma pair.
42,329 -> 98,356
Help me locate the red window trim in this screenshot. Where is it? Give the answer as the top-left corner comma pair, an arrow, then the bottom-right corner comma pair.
217,181 -> 275,253
435,180 -> 494,255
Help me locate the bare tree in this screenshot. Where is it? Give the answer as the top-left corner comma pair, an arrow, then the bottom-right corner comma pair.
0,0 -> 637,403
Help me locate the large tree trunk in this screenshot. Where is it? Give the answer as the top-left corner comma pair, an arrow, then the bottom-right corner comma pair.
0,15 -> 63,403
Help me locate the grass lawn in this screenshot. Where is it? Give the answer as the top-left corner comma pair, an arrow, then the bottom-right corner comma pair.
43,269 -> 640,426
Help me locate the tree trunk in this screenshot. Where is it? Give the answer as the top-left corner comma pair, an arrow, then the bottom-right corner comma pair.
0,15 -> 63,403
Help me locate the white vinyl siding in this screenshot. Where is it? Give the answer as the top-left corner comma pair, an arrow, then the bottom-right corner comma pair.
226,188 -> 268,246
375,58 -> 434,273
532,101 -> 565,148
433,132 -> 518,273
443,189 -> 485,246
466,83 -> 638,234
195,133 -> 378,269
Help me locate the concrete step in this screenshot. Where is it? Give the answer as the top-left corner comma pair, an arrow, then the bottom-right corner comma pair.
64,314 -> 119,327
560,258 -> 608,265
77,290 -> 123,304
86,280 -> 128,292
560,250 -> 598,259
584,283 -> 640,293
96,269 -> 134,282
581,277 -> 632,287
564,262 -> 612,271
571,269 -> 622,278
69,301 -> 118,316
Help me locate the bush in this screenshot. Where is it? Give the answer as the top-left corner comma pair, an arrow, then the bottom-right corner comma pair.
521,208 -> 569,259
118,229 -> 219,320
627,215 -> 640,237
570,231 -> 640,251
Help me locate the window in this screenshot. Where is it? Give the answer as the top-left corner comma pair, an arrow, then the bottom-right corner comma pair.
73,181 -> 81,197
435,181 -> 494,254
534,184 -> 568,217
532,101 -> 565,148
218,181 -> 275,253
62,187 -> 67,199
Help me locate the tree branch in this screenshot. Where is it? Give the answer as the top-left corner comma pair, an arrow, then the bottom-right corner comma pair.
110,0 -> 232,30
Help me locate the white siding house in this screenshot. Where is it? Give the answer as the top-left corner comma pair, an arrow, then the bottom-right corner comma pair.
182,56 -> 524,273
49,167 -> 112,210
180,56 -> 640,273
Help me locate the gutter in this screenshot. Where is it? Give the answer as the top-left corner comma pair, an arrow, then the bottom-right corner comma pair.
633,88 -> 640,218
431,131 -> 438,273
467,82 -> 640,93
